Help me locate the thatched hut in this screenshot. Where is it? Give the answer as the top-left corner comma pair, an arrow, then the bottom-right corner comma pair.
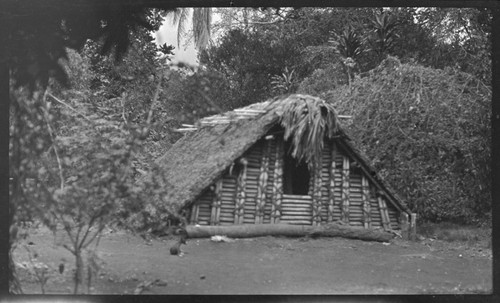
156,94 -> 414,235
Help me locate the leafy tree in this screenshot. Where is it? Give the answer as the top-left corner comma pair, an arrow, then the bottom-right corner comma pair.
199,29 -> 275,106
199,7 -> 385,107
293,7 -> 492,98
199,8 -> 339,106
5,1 -> 209,293
2,1 -> 176,90
9,58 -> 154,293
167,68 -> 234,119
415,7 -> 492,83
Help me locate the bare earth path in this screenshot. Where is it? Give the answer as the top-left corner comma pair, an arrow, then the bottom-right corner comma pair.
13,227 -> 492,294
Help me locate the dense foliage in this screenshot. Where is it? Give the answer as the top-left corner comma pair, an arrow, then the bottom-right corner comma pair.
200,7 -> 491,107
323,57 -> 491,224
9,56 -> 165,293
7,5 -> 180,293
2,0 -> 178,89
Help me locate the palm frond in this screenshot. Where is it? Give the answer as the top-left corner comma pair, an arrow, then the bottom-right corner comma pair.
193,8 -> 212,49
278,95 -> 340,167
171,8 -> 191,48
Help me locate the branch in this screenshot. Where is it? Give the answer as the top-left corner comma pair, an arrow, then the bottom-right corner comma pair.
242,20 -> 280,25
82,222 -> 106,250
145,71 -> 164,127
55,211 -> 77,247
457,10 -> 473,42
73,212 -> 85,253
223,17 -> 281,28
42,91 -> 64,190
120,95 -> 129,126
62,243 -> 75,255
93,218 -> 106,249
78,214 -> 99,251
47,93 -> 92,123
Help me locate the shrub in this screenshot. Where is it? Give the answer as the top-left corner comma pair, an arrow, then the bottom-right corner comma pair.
325,57 -> 491,224
297,63 -> 346,96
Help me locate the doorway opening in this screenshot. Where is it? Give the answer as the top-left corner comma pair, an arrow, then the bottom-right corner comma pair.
283,140 -> 310,195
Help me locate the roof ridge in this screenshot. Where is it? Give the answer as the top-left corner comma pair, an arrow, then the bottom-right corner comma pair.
178,98 -> 277,130
176,95 -> 353,132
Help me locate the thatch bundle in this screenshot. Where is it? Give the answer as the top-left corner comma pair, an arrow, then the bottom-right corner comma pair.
278,95 -> 341,166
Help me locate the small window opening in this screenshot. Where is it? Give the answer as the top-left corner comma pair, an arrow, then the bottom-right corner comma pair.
283,140 -> 310,195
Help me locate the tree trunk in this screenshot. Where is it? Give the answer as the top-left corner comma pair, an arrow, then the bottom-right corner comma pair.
73,251 -> 83,294
186,223 -> 394,242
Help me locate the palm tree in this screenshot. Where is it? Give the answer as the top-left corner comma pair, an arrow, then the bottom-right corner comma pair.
329,26 -> 364,87
170,8 -> 212,49
369,12 -> 399,61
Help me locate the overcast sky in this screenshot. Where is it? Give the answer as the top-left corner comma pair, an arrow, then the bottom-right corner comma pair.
155,13 -> 198,66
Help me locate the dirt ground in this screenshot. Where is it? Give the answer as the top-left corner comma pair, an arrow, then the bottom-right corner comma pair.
12,226 -> 492,295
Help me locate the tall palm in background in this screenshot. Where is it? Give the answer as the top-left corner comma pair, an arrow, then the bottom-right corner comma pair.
330,26 -> 364,87
170,8 -> 212,49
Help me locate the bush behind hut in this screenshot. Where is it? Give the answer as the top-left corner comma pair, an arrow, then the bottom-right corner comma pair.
322,57 -> 491,225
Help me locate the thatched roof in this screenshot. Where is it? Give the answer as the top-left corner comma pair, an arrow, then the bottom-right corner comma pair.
153,94 -> 410,215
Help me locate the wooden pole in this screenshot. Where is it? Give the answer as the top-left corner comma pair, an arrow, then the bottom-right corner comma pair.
312,159 -> 323,226
190,204 -> 199,224
378,195 -> 391,231
328,141 -> 337,222
210,179 -> 223,225
361,175 -> 371,228
235,158 -> 248,224
400,212 -> 410,240
410,213 -> 417,241
255,140 -> 270,224
216,179 -> 223,225
341,156 -> 350,223
271,138 -> 283,224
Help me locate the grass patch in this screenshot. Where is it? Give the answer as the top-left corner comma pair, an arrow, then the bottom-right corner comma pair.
418,222 -> 491,247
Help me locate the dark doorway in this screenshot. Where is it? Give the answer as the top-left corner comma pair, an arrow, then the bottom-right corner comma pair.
283,140 -> 310,195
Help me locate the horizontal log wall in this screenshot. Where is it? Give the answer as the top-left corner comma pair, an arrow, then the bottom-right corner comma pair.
189,135 -> 403,230
369,194 -> 383,228
242,140 -> 263,224
219,175 -> 237,225
388,199 -> 399,229
263,138 -> 277,224
194,189 -> 215,226
281,194 -> 312,225
320,145 -> 332,223
333,144 -> 400,230
348,172 -> 364,227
